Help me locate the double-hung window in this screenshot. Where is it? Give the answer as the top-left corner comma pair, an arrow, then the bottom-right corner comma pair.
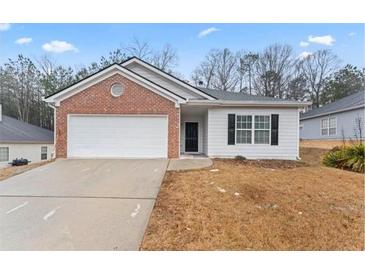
321,117 -> 336,136
41,146 -> 47,160
329,117 -> 337,135
236,115 -> 252,144
254,115 -> 270,144
0,147 -> 9,162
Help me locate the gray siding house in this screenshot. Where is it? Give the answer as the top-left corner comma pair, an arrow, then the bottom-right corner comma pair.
300,91 -> 365,140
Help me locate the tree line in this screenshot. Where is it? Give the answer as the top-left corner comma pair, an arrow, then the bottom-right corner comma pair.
0,40 -> 363,131
192,44 -> 364,107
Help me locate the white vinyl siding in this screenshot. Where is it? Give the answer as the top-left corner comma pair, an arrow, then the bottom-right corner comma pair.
67,115 -> 168,158
0,144 -> 54,168
207,107 -> 299,160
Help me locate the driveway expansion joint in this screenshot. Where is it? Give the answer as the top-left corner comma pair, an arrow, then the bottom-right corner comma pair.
0,195 -> 156,200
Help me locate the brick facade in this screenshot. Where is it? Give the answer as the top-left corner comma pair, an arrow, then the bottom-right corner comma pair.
55,73 -> 180,158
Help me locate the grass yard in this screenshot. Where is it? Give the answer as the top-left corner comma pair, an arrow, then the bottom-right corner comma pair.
141,147 -> 364,250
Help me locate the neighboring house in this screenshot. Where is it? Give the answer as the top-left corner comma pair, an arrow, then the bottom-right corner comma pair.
44,57 -> 309,160
300,90 -> 365,140
0,105 -> 54,168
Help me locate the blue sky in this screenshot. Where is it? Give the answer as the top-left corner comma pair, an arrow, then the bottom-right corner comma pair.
0,23 -> 363,78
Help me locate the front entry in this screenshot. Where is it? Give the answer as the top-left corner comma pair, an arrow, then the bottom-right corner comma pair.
185,122 -> 198,152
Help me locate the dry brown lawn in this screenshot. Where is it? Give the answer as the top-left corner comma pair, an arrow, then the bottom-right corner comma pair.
0,160 -> 53,181
141,147 -> 364,250
300,139 -> 364,149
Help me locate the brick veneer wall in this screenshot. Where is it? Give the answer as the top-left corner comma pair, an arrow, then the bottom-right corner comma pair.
55,73 -> 180,158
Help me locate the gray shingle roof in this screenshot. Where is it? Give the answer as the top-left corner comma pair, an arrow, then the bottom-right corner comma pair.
0,115 -> 54,143
300,90 -> 365,120
198,87 -> 300,102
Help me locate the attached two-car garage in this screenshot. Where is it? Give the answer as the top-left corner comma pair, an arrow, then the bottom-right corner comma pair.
67,115 -> 168,158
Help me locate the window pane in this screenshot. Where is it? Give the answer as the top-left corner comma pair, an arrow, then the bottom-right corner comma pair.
255,115 -> 270,129
0,147 -> 9,162
321,129 -> 328,135
41,146 -> 47,160
329,117 -> 336,128
237,115 -> 252,130
321,119 -> 328,128
254,130 -> 269,144
329,128 -> 336,135
237,130 -> 252,144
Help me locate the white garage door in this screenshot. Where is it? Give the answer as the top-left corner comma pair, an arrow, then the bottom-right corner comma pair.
68,115 -> 168,158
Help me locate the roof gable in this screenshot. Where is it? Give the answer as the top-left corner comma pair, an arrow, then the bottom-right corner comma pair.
121,57 -> 217,100
44,64 -> 186,106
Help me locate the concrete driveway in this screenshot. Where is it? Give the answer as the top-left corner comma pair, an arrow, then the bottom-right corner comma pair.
0,159 -> 168,250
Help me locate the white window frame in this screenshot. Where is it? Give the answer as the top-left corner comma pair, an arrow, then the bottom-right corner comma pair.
254,115 -> 271,144
236,115 -> 252,144
329,117 -> 337,136
41,146 -> 48,160
321,117 -> 337,136
0,147 -> 9,162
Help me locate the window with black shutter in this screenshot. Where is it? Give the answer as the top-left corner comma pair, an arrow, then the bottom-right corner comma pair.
271,114 -> 279,145
228,114 -> 236,145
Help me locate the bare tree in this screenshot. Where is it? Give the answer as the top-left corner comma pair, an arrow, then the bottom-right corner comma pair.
239,52 -> 259,94
192,49 -> 238,91
124,37 -> 153,60
299,49 -> 340,107
253,44 -> 294,98
191,51 -> 218,88
152,44 -> 178,72
213,48 -> 239,91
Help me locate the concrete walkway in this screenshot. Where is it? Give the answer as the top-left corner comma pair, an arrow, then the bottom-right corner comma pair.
167,158 -> 213,171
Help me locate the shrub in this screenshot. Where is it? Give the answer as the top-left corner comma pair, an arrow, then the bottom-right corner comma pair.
235,155 -> 247,160
322,143 -> 365,173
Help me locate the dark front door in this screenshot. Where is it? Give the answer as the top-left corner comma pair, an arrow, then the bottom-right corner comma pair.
185,122 -> 198,152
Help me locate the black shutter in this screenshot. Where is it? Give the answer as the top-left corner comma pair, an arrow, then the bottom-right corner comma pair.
271,114 -> 279,145
228,114 -> 236,145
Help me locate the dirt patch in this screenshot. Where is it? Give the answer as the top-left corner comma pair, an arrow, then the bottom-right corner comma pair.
0,160 -> 53,181
221,158 -> 307,169
300,147 -> 329,166
141,148 -> 364,251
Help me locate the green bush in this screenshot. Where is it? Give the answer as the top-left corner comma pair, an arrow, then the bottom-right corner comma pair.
322,143 -> 365,173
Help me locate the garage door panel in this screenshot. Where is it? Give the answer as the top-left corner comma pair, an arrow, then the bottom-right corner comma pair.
68,115 -> 168,158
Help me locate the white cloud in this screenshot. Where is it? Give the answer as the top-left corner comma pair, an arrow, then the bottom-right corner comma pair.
198,27 -> 219,38
299,41 -> 309,47
42,40 -> 78,53
348,32 -> 356,37
0,23 -> 11,31
298,51 -> 313,60
15,37 -> 32,45
308,35 -> 335,46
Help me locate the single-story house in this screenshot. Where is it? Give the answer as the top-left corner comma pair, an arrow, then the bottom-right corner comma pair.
0,105 -> 54,168
300,90 -> 365,140
44,57 -> 309,160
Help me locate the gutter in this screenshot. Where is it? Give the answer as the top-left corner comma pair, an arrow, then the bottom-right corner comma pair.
186,99 -> 311,108
300,104 -> 365,120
